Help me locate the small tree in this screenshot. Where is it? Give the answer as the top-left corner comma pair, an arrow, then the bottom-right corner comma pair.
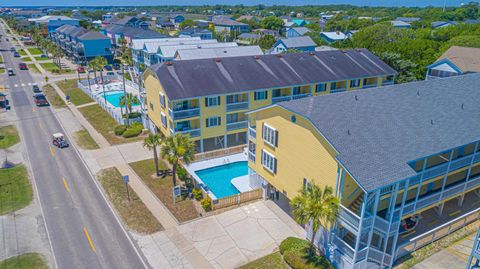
258,35 -> 276,50
143,134 -> 162,176
290,184 -> 339,257
160,134 -> 196,186
119,93 -> 140,126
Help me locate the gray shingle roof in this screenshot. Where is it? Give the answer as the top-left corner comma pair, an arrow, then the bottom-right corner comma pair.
149,48 -> 396,101
279,36 -> 316,48
78,31 -> 109,40
278,73 -> 480,191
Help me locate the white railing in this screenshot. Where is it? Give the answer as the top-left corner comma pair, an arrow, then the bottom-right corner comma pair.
272,95 -> 291,103
339,204 -> 361,233
226,102 -> 248,112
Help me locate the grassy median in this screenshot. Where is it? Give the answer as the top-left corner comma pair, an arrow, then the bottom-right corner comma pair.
97,167 -> 163,234
0,253 -> 48,269
42,84 -> 66,108
130,159 -> 199,222
27,48 -> 43,55
27,64 -> 40,73
73,128 -> 99,150
0,165 -> 33,215
40,63 -> 73,74
56,79 -> 93,106
0,125 -> 20,149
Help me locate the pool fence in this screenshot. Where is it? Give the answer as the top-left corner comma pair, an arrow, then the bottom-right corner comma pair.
211,188 -> 263,210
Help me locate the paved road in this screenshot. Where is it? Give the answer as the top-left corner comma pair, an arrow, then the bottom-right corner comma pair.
0,25 -> 148,269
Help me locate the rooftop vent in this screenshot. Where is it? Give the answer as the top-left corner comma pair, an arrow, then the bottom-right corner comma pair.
355,95 -> 358,101
430,119 -> 434,125
417,90 -> 420,96
347,129 -> 351,135
309,52 -> 315,56
215,58 -> 221,62
255,55 -> 261,60
461,103 -> 465,110
276,54 -> 282,58
165,61 -> 173,66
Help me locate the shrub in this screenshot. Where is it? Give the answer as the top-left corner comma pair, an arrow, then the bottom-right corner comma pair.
201,196 -> 212,211
114,125 -> 127,136
283,249 -> 334,269
177,166 -> 189,181
122,127 -> 142,138
192,188 -> 203,201
279,237 -> 310,255
122,112 -> 142,119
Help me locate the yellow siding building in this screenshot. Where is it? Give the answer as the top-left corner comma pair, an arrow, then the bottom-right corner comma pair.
144,49 -> 396,152
247,74 -> 480,269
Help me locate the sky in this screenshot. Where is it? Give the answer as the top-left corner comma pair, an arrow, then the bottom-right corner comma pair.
0,0 -> 467,7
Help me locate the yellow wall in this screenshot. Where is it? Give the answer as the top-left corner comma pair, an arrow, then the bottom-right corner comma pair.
249,106 -> 339,199
201,95 -> 226,138
145,73 -> 171,136
249,90 -> 272,111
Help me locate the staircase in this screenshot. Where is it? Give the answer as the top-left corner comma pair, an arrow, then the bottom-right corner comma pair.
343,231 -> 356,247
349,193 -> 364,215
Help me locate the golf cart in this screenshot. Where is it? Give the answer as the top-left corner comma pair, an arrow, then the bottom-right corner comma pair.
399,215 -> 422,234
52,133 -> 69,148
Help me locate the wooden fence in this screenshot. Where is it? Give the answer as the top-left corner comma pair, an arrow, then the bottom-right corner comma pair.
212,188 -> 263,210
194,144 -> 246,162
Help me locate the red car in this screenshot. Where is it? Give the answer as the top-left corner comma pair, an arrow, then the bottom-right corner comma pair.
33,93 -> 49,106
19,63 -> 28,70
77,66 -> 86,73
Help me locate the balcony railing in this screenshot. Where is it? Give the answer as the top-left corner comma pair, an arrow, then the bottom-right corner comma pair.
339,204 -> 361,233
362,83 -> 378,89
333,236 -> 355,260
168,107 -> 200,120
272,95 -> 291,103
174,128 -> 201,138
382,80 -> 394,86
330,88 -> 347,94
226,121 -> 248,131
292,93 -> 311,100
248,126 -> 256,140
226,102 -> 248,112
248,151 -> 256,162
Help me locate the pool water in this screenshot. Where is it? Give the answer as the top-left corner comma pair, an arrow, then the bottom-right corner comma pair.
195,161 -> 248,199
103,91 -> 140,108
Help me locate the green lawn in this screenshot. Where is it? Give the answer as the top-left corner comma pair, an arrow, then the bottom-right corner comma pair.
27,48 -> 43,55
0,69 -> 4,74
18,49 -> 26,56
97,167 -> 163,234
21,56 -> 33,62
42,84 -> 66,108
56,79 -> 92,106
78,104 -> 143,145
34,56 -> 49,61
238,252 -> 289,269
0,55 -> 3,63
0,253 -> 48,269
0,125 -> 20,149
130,159 -> 199,222
40,62 -> 73,74
73,128 -> 99,150
0,165 -> 33,215
27,64 -> 40,73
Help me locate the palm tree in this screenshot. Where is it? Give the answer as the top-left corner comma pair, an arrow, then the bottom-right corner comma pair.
91,56 -> 108,102
160,134 -> 196,186
119,93 -> 140,126
290,184 -> 339,257
143,134 -> 162,176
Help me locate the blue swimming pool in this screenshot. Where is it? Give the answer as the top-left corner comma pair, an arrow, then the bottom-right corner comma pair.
195,161 -> 248,199
103,91 -> 140,108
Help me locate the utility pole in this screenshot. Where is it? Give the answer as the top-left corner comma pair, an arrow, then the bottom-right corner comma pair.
443,0 -> 447,12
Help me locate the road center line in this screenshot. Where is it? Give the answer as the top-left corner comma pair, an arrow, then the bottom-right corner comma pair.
49,146 -> 55,157
62,178 -> 71,193
83,227 -> 96,253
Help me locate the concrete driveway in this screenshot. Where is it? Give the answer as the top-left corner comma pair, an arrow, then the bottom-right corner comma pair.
177,200 -> 305,269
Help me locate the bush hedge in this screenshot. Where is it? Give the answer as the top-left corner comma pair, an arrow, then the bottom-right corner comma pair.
114,125 -> 127,136
201,197 -> 212,211
121,122 -> 144,138
279,237 -> 310,254
192,188 -> 203,200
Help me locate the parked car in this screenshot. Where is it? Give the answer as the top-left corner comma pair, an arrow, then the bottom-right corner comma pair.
106,71 -> 115,76
77,66 -> 86,73
103,65 -> 112,71
7,68 -> 14,76
10,47 -> 15,52
32,84 -> 41,93
13,51 -> 20,57
112,63 -> 120,70
19,62 -> 28,70
33,93 -> 49,106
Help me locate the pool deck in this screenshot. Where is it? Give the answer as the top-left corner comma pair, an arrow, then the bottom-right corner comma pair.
185,152 -> 249,200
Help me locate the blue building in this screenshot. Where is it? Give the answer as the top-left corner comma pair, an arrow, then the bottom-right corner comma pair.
212,16 -> 249,33
426,46 -> 480,80
320,31 -> 347,44
390,20 -> 411,29
179,27 -> 212,40
467,229 -> 480,269
431,21 -> 458,28
29,15 -> 79,35
272,36 -> 316,54
286,27 -> 311,38
51,25 -> 112,64
171,15 -> 185,24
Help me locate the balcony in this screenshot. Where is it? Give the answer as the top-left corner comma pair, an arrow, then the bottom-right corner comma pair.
272,95 -> 291,104
382,80 -> 394,86
330,88 -> 347,94
173,128 -> 201,138
333,236 -> 355,261
248,126 -> 256,141
226,121 -> 248,131
292,93 -> 311,100
248,151 -> 256,162
362,83 -> 378,89
339,205 -> 361,234
226,102 -> 248,112
168,107 -> 200,120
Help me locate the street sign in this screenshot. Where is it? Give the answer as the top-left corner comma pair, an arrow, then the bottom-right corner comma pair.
122,175 -> 129,183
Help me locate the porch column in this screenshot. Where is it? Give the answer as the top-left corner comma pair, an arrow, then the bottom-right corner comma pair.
457,194 -> 465,207
434,202 -> 445,216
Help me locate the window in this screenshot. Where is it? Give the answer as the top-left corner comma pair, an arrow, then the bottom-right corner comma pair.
261,150 -> 277,173
254,91 -> 268,101
350,79 -> 361,88
262,123 -> 278,147
205,96 -> 221,107
226,113 -> 239,124
292,86 -> 301,95
206,117 -> 221,127
161,112 -> 167,128
272,89 -> 282,98
159,93 -> 166,108
315,83 -> 327,92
